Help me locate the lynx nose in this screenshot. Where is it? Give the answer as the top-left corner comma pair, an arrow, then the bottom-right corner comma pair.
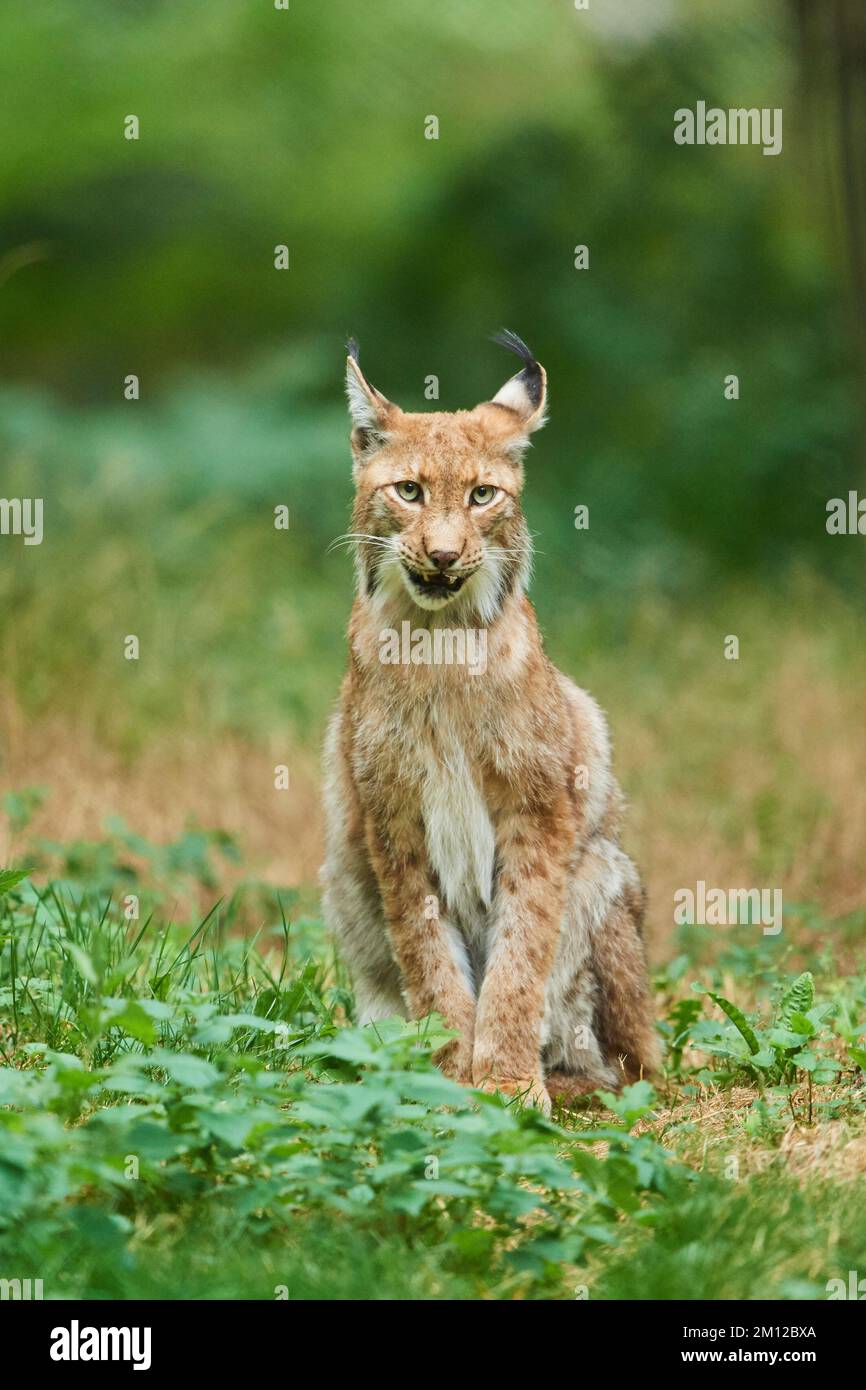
427,549 -> 460,571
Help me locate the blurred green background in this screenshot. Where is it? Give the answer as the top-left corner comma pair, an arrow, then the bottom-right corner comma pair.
3,4 -> 866,1303
0,0 -> 864,907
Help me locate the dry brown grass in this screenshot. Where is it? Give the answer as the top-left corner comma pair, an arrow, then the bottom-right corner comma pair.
633,1078 -> 866,1181
2,593 -> 864,964
0,688 -> 323,891
614,628 -> 866,961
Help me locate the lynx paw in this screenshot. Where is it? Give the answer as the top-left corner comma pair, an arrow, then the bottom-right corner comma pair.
434,1037 -> 474,1086
544,1070 -> 603,1108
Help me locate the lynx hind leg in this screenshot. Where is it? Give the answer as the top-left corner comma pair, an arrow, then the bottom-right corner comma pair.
542,960 -> 622,1096
543,841 -> 658,1103
542,844 -> 624,1096
592,872 -> 660,1084
321,709 -> 405,1026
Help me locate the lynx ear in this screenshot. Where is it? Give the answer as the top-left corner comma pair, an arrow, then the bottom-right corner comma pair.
488,329 -> 548,433
345,339 -> 397,455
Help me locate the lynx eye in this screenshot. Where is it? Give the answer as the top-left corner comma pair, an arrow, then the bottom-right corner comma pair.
469,484 -> 498,506
394,480 -> 422,503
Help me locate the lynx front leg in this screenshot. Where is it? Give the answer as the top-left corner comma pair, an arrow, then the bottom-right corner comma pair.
365,815 -> 476,1082
473,799 -> 574,1112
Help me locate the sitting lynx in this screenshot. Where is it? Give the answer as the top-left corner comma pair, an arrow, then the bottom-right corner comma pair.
322,332 -> 658,1110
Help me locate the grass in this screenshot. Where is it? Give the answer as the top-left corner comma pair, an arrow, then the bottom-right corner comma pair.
0,825 -> 864,1301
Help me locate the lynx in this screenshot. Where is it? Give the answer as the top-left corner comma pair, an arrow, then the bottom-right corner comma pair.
321,332 -> 658,1111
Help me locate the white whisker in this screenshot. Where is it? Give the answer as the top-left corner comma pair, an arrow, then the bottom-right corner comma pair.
327,532 -> 395,555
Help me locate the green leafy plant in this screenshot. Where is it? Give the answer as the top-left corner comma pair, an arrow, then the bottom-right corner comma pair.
0,868 -> 685,1298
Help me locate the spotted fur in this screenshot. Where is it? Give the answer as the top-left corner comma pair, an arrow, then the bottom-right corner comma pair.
322,335 -> 658,1111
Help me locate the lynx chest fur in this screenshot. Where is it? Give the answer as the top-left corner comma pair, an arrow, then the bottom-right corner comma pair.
358,683 -> 498,945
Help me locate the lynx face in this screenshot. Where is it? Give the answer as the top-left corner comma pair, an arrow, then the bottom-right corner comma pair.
344,333 -> 548,621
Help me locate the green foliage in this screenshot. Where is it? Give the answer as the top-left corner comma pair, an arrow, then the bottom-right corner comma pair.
0,867 -> 680,1298
777,970 -> 816,1031
703,990 -> 761,1056
1,835 -> 864,1298
662,969 -> 858,1120
0,868 -> 31,896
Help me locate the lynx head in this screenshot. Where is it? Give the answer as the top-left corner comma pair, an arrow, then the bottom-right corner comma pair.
344,331 -> 547,623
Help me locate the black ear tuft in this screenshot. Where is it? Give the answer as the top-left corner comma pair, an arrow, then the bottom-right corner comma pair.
346,336 -> 360,362
490,329 -> 545,411
490,328 -> 538,369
